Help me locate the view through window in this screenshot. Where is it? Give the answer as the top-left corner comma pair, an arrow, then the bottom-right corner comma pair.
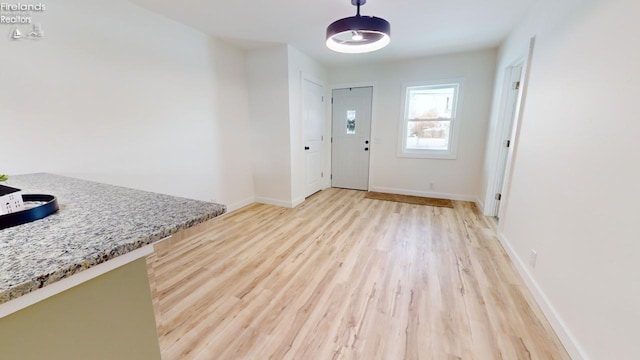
400,82 -> 461,158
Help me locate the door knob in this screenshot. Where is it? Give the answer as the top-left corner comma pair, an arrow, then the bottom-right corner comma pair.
364,147 -> 369,151
304,146 -> 310,150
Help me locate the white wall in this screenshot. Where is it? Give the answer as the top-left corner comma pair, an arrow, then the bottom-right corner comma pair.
246,45 -> 327,207
246,45 -> 292,206
0,0 -> 254,210
486,0 -> 640,359
329,50 -> 497,201
287,45 -> 328,205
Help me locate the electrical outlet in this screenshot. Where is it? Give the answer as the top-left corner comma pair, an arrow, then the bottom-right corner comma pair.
530,250 -> 537,268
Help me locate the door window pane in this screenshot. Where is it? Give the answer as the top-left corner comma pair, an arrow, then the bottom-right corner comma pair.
346,110 -> 356,134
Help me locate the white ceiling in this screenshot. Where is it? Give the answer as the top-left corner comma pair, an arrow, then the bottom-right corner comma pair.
129,0 -> 536,67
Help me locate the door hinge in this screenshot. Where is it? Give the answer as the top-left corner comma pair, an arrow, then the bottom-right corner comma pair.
322,96 -> 324,102
504,140 -> 511,148
330,174 -> 333,180
495,193 -> 502,201
321,135 -> 324,141
321,172 -> 324,178
331,137 -> 333,143
513,81 -> 521,90
331,98 -> 334,104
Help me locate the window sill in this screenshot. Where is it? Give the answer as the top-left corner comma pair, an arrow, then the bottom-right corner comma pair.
397,150 -> 458,160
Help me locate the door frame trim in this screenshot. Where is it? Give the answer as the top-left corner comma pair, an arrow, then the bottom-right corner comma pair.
329,81 -> 377,191
496,37 -> 536,225
483,37 -> 536,222
484,59 -> 525,218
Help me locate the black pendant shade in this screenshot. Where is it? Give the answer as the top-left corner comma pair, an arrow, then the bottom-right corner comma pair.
326,0 -> 391,53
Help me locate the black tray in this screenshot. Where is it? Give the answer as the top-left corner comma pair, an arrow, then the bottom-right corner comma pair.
0,194 -> 59,230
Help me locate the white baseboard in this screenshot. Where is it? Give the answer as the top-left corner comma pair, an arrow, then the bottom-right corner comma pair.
497,233 -> 588,360
225,195 -> 305,212
369,186 -> 477,202
255,196 -> 297,208
291,197 -> 305,208
475,197 -> 485,213
226,197 -> 256,213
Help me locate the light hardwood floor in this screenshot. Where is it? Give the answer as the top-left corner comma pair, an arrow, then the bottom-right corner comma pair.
146,188 -> 570,360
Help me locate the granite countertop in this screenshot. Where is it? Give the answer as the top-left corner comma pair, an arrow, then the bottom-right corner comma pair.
0,173 -> 226,304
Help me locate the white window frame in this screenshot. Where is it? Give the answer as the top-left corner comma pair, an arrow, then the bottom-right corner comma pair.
397,78 -> 465,159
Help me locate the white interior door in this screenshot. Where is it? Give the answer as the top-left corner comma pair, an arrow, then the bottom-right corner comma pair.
331,87 -> 373,191
494,64 -> 523,218
303,78 -> 325,197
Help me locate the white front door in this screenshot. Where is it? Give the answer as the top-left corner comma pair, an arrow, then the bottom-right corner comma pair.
331,87 -> 373,191
303,78 -> 325,197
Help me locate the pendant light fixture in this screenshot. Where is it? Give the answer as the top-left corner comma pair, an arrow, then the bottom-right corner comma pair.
326,0 -> 391,54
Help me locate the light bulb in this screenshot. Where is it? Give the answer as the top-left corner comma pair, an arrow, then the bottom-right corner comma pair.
351,31 -> 364,41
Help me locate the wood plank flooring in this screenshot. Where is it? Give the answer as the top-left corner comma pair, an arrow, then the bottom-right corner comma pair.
146,188 -> 570,360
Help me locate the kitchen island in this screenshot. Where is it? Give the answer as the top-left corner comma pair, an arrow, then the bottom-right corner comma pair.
0,173 -> 226,359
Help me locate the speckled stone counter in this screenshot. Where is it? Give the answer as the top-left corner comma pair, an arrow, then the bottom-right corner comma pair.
0,173 -> 226,304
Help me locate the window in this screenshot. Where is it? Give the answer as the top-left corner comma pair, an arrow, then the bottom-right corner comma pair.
398,80 -> 463,159
346,110 -> 356,134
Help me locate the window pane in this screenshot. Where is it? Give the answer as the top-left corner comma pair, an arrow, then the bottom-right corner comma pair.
400,82 -> 461,158
408,87 -> 455,120
406,120 -> 450,150
346,110 -> 356,134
